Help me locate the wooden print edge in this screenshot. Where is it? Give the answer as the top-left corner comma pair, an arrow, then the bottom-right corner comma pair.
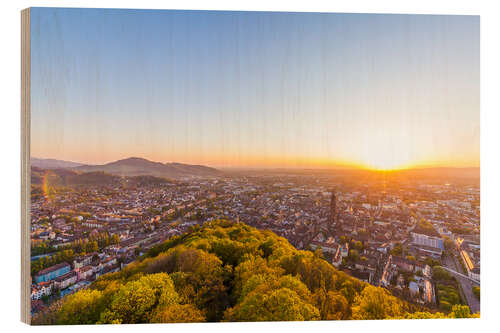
21,7 -> 31,325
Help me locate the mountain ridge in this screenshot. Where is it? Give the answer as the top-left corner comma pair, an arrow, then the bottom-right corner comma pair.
31,157 -> 85,169
75,157 -> 221,178
31,157 -> 222,179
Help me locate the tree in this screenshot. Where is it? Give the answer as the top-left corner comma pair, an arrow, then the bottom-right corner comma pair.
313,288 -> 349,320
226,288 -> 320,321
424,257 -> 440,268
100,273 -> 178,324
233,255 -> 283,300
432,266 -> 451,281
391,243 -> 403,256
88,240 -> 99,253
472,286 -> 480,300
348,249 -> 360,263
351,286 -> 403,320
449,304 -> 474,318
57,289 -> 106,324
152,303 -> 205,323
400,311 -> 447,319
110,234 -> 121,245
339,280 -> 357,304
443,236 -> 454,251
313,247 -> 324,259
353,241 -> 363,252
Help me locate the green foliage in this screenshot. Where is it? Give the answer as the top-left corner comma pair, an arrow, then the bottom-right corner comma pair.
347,249 -> 360,262
424,258 -> 441,268
443,237 -> 455,251
432,266 -> 452,281
390,243 -> 403,256
99,273 -> 178,324
472,286 -> 480,300
31,249 -> 75,276
351,286 -> 404,320
401,311 -> 447,319
436,283 -> 462,311
225,288 -> 320,321
396,305 -> 479,319
449,304 -> 479,318
32,232 -> 123,276
35,220 -> 476,324
353,241 -> 364,252
312,288 -> 349,320
57,289 -> 106,324
31,242 -> 56,256
151,303 -> 206,323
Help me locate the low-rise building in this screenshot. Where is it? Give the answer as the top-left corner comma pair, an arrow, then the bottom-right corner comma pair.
77,265 -> 94,281
31,281 -> 53,300
54,271 -> 78,290
34,262 -> 71,283
409,281 -> 420,295
73,255 -> 93,270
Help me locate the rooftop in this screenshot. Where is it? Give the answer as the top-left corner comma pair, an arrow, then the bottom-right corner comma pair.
35,262 -> 70,277
412,222 -> 441,238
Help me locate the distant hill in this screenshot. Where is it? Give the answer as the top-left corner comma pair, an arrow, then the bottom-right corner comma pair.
31,167 -> 174,187
31,168 -> 119,186
74,157 -> 221,178
31,158 -> 84,169
396,167 -> 480,180
224,166 -> 479,180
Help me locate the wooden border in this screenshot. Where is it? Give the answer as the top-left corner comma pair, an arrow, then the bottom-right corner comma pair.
21,7 -> 31,325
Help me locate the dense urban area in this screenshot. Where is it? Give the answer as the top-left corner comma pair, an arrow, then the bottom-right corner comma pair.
29,160 -> 480,318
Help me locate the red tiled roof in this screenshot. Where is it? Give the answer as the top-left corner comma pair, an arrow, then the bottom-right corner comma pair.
35,262 -> 70,277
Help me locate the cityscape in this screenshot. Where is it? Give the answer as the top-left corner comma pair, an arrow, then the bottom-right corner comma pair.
27,8 -> 479,323
29,158 -> 480,316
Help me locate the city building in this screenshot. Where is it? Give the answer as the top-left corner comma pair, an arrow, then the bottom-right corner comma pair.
410,226 -> 444,258
54,271 -> 78,290
31,281 -> 53,300
411,232 -> 444,250
34,262 -> 71,283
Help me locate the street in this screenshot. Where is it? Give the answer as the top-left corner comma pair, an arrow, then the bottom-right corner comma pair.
442,254 -> 480,314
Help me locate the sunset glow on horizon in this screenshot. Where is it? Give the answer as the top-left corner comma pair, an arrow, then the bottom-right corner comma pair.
30,9 -> 479,170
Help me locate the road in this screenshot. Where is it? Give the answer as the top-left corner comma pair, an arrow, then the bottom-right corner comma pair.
439,266 -> 479,284
442,254 -> 480,313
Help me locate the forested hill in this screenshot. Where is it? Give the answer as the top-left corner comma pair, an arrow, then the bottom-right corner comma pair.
33,220 -> 478,324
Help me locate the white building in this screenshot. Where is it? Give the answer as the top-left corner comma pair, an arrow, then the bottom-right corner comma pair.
31,282 -> 53,300
411,232 -> 444,249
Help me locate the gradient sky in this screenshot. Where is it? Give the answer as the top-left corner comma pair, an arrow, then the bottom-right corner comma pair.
30,8 -> 479,169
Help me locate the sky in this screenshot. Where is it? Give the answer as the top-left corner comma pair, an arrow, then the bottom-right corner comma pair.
30,8 -> 479,170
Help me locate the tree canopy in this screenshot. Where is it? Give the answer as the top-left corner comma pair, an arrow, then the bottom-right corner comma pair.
32,220 -> 478,325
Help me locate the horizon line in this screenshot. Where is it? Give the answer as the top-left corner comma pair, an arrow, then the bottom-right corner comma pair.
30,155 -> 480,172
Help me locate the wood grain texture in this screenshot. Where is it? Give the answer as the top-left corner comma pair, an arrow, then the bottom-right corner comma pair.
21,7 -> 31,325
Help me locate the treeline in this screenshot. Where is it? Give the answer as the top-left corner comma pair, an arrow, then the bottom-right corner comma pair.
31,233 -> 120,276
31,249 -> 75,277
72,232 -> 121,253
31,242 -> 57,256
32,220 -> 478,324
432,266 -> 464,311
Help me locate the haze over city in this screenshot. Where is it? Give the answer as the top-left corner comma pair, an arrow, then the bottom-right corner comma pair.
30,9 -> 479,170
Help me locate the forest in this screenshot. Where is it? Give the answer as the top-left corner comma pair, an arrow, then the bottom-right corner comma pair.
32,220 -> 478,324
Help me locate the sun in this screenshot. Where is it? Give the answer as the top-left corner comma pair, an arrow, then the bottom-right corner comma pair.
362,158 -> 412,171
350,144 -> 416,171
